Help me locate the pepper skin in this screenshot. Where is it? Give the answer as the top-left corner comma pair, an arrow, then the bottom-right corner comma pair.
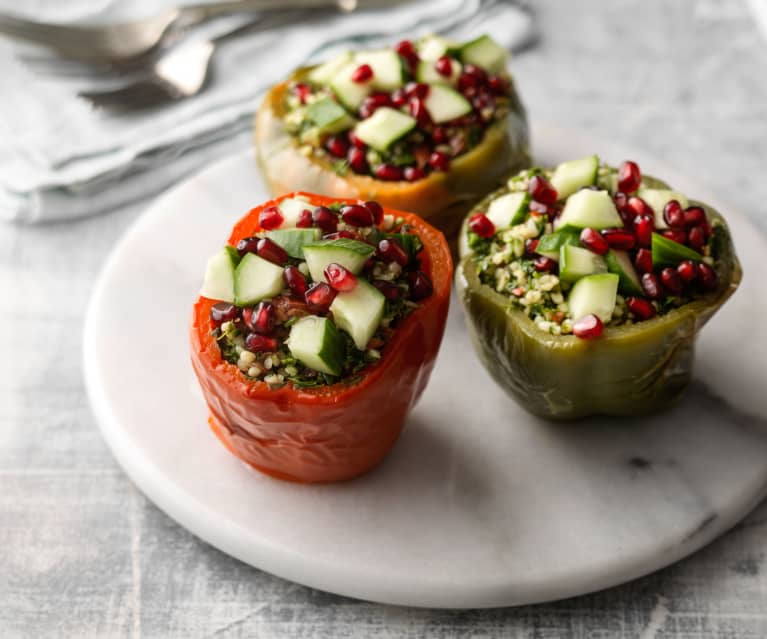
254,68 -> 530,241
190,193 -> 452,482
456,181 -> 742,420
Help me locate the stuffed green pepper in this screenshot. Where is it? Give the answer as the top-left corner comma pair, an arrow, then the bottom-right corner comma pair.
456,156 -> 742,419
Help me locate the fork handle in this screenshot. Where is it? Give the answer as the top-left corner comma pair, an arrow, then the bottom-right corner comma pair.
177,0 -> 352,28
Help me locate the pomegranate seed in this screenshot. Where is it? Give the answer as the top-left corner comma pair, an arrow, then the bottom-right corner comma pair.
431,126 -> 447,143
312,206 -> 338,233
305,282 -> 337,313
324,263 -> 358,292
325,135 -> 349,158
528,175 -> 558,204
409,97 -> 430,127
347,147 -> 369,174
364,200 -> 384,225
524,238 -> 539,256
259,205 -> 283,230
618,161 -> 642,193
395,40 -> 419,68
293,83 -> 311,104
688,226 -> 706,251
468,213 -> 495,239
245,333 -> 279,353
377,238 -> 409,266
296,209 -> 313,228
662,229 -> 688,245
463,64 -> 488,83
244,301 -> 275,334
255,238 -> 288,265
534,256 -> 556,272
684,206 -> 707,227
641,273 -> 663,300
697,263 -> 718,291
660,267 -> 683,295
614,192 -> 634,226
236,236 -> 260,256
351,63 -> 373,83
404,166 -> 427,181
634,248 -> 653,274
634,214 -> 655,248
390,88 -> 407,107
359,92 -> 391,118
663,200 -> 686,228
573,314 -> 604,339
283,266 -> 308,297
529,200 -> 555,219
374,164 -> 403,181
429,150 -> 451,172
341,204 -> 374,227
626,196 -> 654,219
372,279 -> 400,300
487,74 -> 508,95
614,191 -> 629,210
347,130 -> 366,149
407,271 -> 433,300
626,297 -> 656,320
701,219 -> 713,239
323,230 -> 360,241
677,260 -> 697,285
435,55 -> 453,77
601,228 -> 637,250
458,71 -> 479,93
580,228 -> 609,255
405,82 -> 429,99
210,302 -> 239,326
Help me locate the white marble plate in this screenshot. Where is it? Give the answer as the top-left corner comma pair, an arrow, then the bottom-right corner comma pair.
84,123 -> 767,608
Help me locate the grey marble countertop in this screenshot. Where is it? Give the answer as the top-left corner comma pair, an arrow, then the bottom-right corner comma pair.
2,0 -> 767,637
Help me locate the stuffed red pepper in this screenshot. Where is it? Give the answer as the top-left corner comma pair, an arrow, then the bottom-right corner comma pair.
190,193 -> 452,482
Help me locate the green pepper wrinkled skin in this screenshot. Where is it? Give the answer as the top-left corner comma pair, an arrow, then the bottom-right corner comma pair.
456,179 -> 742,420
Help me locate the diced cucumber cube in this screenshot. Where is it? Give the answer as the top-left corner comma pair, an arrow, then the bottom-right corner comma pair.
353,107 -> 416,151
536,229 -> 581,261
330,279 -> 386,350
200,247 -> 236,303
278,197 -> 316,228
637,188 -> 689,230
651,232 -> 702,268
305,96 -> 356,135
330,63 -> 372,111
417,35 -> 456,61
559,244 -> 608,282
303,238 -> 376,283
486,192 -> 529,229
266,228 -> 322,259
308,52 -> 353,84
423,84 -> 472,123
550,155 -> 599,200
605,249 -> 643,296
355,49 -> 406,91
233,253 -> 285,306
415,58 -> 462,85
286,315 -> 345,376
567,273 -> 619,323
459,35 -> 508,72
558,189 -> 623,230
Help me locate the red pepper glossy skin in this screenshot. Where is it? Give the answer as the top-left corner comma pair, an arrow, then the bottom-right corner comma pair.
190,192 -> 452,483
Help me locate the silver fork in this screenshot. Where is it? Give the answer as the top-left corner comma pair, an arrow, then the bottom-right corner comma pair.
78,12 -> 302,110
0,0 -> 357,65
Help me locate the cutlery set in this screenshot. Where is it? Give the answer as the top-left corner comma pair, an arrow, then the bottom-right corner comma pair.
0,0 -> 360,110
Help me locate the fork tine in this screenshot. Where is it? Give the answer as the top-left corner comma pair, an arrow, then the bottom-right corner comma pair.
80,78 -> 181,111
